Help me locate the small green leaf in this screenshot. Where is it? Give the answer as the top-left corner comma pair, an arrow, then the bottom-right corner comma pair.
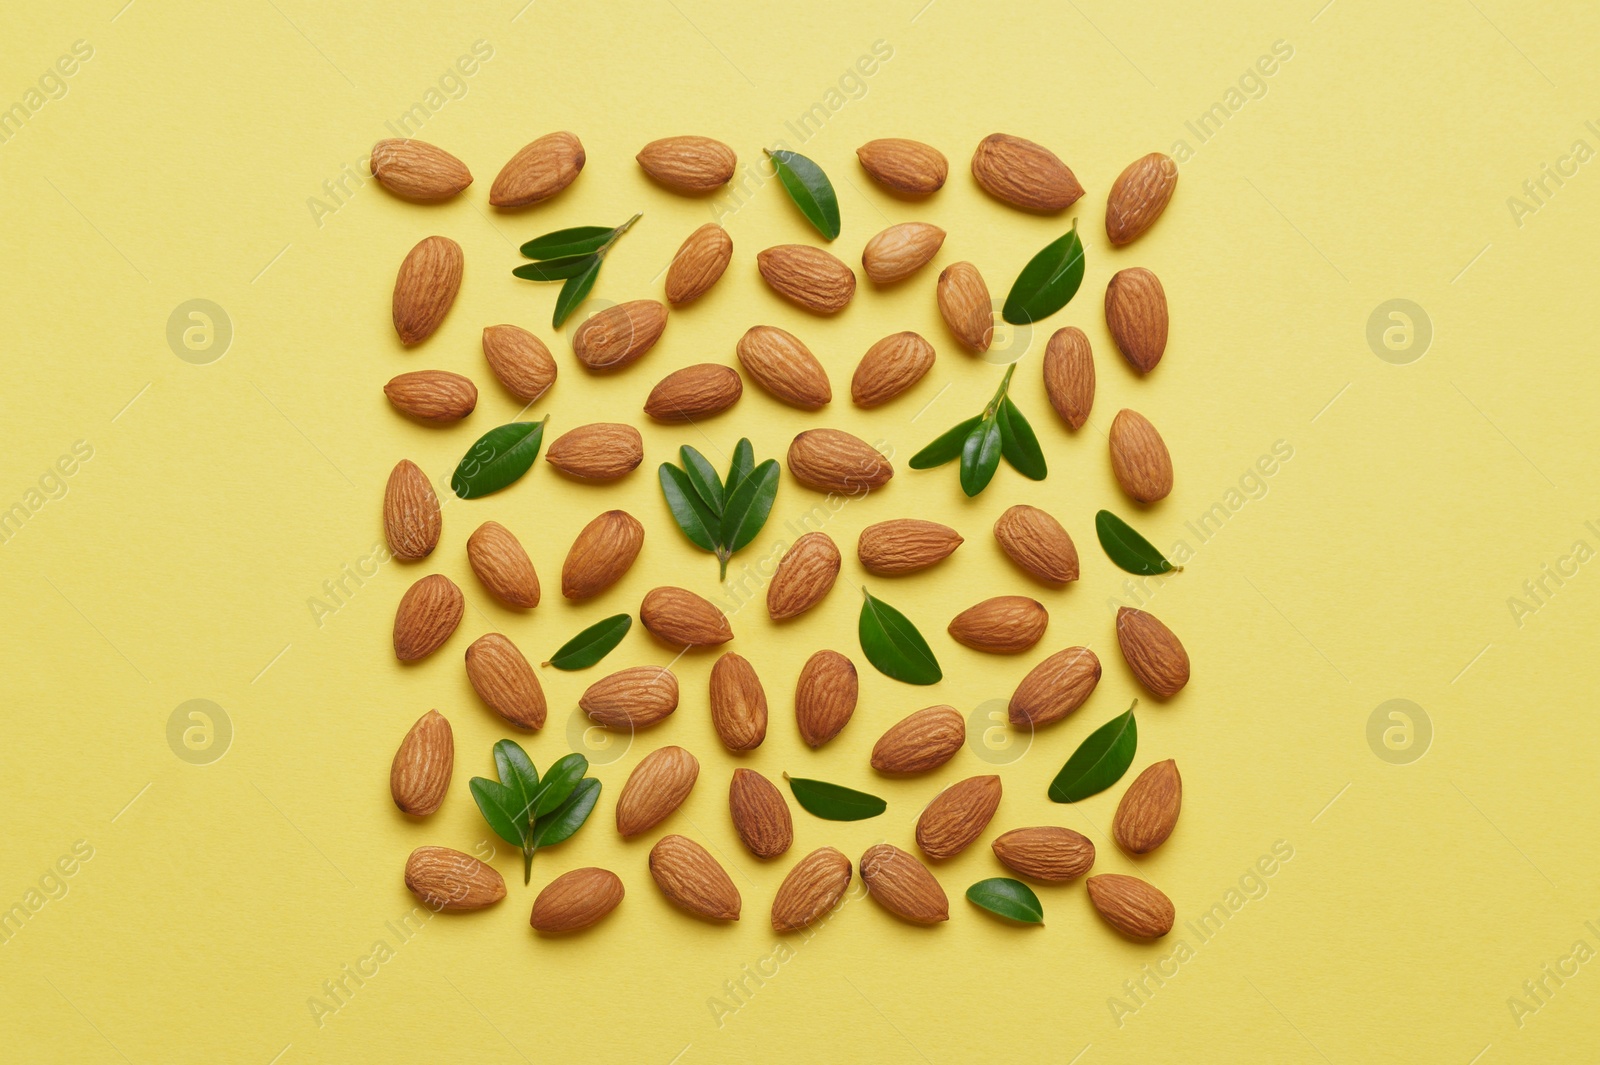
520,226 -> 613,259
451,417 -> 548,499
725,438 -> 754,492
1002,221 -> 1086,326
959,417 -> 1003,497
966,878 -> 1044,924
552,258 -> 602,328
720,459 -> 779,553
910,415 -> 982,470
1096,510 -> 1177,576
512,252 -> 599,282
546,614 -> 632,670
785,774 -> 886,820
859,589 -> 942,685
998,398 -> 1047,480
659,463 -> 720,552
492,739 -> 540,822
531,753 -> 588,818
765,149 -> 841,240
1049,701 -> 1139,803
530,777 -> 601,848
679,446 -> 725,517
469,777 -> 526,848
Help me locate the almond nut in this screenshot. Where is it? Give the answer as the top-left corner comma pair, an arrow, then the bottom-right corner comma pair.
936,261 -> 993,353
466,521 -> 540,608
736,325 -> 832,409
971,133 -> 1084,212
530,867 -> 624,933
859,843 -> 947,924
915,775 -> 1002,859
851,331 -> 936,407
465,633 -> 547,730
948,596 -> 1048,654
794,649 -> 857,748
490,131 -> 584,208
384,370 -> 477,423
993,504 -> 1078,584
787,429 -> 892,494
1086,874 -> 1174,938
563,510 -> 644,600
644,363 -> 743,422
404,846 -> 505,911
546,422 -> 644,481
369,139 -> 472,202
1105,152 -> 1178,246
393,574 -> 463,661
616,745 -> 700,837
772,846 -> 853,932
729,768 -> 793,859
870,704 -> 964,774
1115,607 -> 1189,697
710,652 -> 768,751
640,586 -> 733,647
1042,326 -> 1094,430
1008,646 -> 1101,728
649,835 -> 741,921
1105,267 -> 1168,373
580,666 -> 679,729
482,324 -> 557,403
1108,409 -> 1173,503
858,518 -> 962,574
571,299 -> 668,372
383,459 -> 440,561
856,138 -> 948,195
766,532 -> 841,620
390,709 -> 453,816
991,826 -> 1096,881
637,135 -> 736,191
756,245 -> 856,315
665,223 -> 734,305
861,223 -> 945,284
392,235 -> 462,346
1113,759 -> 1182,854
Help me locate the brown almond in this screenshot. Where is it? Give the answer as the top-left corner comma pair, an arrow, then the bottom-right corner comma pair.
1109,409 -> 1173,503
1042,326 -> 1094,430
465,633 -> 546,730
851,331 -> 936,407
571,299 -> 668,372
615,745 -> 700,837
404,846 -> 505,911
787,429 -> 893,494
393,574 -> 463,661
369,139 -> 472,202
640,586 -> 733,647
530,868 -> 624,933
756,245 -> 856,315
1008,646 -> 1101,728
665,223 -> 734,305
466,521 -> 540,608
971,133 -> 1083,212
1105,267 -> 1169,373
861,223 -> 945,285
729,768 -> 792,859
794,650 -> 857,748
637,135 -> 736,192
771,847 -> 852,932
915,775 -> 1002,859
858,519 -> 962,575
563,510 -> 645,600
992,826 -> 1096,881
545,422 -> 643,481
948,596 -> 1048,654
384,370 -> 477,423
383,459 -> 440,561
1105,152 -> 1178,246
856,138 -> 948,195
993,505 -> 1078,584
710,652 -> 768,751
580,666 -> 680,729
1087,874 -> 1174,938
482,324 -> 557,403
1114,759 -> 1182,854
649,835 -> 740,921
644,363 -> 743,422
736,325 -> 832,409
392,235 -> 462,346
859,843 -> 947,924
490,131 -> 583,208
870,705 -> 964,774
390,709 -> 453,816
1116,607 -> 1190,697
936,261 -> 993,353
766,532 -> 841,620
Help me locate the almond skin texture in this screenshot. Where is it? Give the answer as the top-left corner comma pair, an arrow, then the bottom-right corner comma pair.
392,235 -> 462,346
390,709 -> 453,816
1087,874 -> 1174,939
649,835 -> 741,921
616,745 -> 700,837
1114,759 -> 1182,854
772,847 -> 853,932
369,139 -> 472,202
645,363 -> 743,422
1109,409 -> 1174,503
948,596 -> 1048,654
384,370 -> 477,423
993,505 -> 1078,585
404,846 -> 504,911
756,245 -> 856,315
852,332 -> 936,407
571,300 -> 668,372
971,133 -> 1084,212
466,521 -> 540,608
766,532 -> 841,620
1009,646 -> 1101,728
710,652 -> 768,751
545,423 -> 643,481
1042,326 -> 1094,430
640,586 -> 733,647
795,650 -> 858,748
665,223 -> 733,305
736,326 -> 832,409
729,768 -> 793,859
787,429 -> 893,494
861,223 -> 945,284
581,666 -> 680,729
530,868 -> 624,933
1105,267 -> 1169,373
482,324 -> 557,402
916,775 -> 1002,859
1106,152 -> 1179,246
992,826 -> 1096,881
383,459 -> 440,561
856,138 -> 948,195
860,844 -> 948,924
393,574 -> 463,661
490,131 -> 583,207
637,135 -> 736,192
1116,608 -> 1190,698
563,510 -> 644,600
858,519 -> 963,575
870,705 -> 964,774
465,633 -> 546,730
936,262 -> 994,353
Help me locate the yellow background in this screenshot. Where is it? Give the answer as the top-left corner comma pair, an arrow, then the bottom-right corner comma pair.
4,1 -> 1598,1062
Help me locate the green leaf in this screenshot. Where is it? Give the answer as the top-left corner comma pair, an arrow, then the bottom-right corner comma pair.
679,446 -> 725,517
966,878 -> 1044,924
531,753 -> 588,817
1096,510 -> 1177,576
492,739 -> 540,823
959,417 -> 1003,497
910,415 -> 982,470
530,777 -> 601,848
659,463 -> 720,552
725,438 -> 754,493
451,417 -> 548,499
512,252 -> 599,282
469,777 -> 527,848
765,149 -> 841,240
859,589 -> 942,685
1049,702 -> 1139,803
520,226 -> 613,259
546,614 -> 632,670
720,459 -> 779,553
998,398 -> 1047,480
784,774 -> 886,820
552,258 -> 602,329
1002,221 -> 1086,326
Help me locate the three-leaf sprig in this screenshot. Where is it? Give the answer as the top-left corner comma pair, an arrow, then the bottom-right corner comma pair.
910,364 -> 1047,497
469,741 -> 601,883
658,438 -> 780,579
512,214 -> 641,328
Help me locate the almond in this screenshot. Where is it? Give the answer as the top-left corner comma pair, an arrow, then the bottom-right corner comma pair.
856,138 -> 948,195
545,422 -> 643,481
858,519 -> 963,574
465,633 -> 546,730
581,666 -> 679,729
1115,607 -> 1189,697
390,709 -> 453,816
794,650 -> 857,748
948,596 -> 1048,654
571,300 -> 668,372
404,846 -> 505,911
870,705 -> 964,774
787,429 -> 892,494
466,521 -> 540,608
1114,759 -> 1182,854
482,324 -> 557,402
1108,409 -> 1173,503
637,135 -> 736,192
991,826 -> 1096,881
489,131 -> 584,207
1087,874 -> 1174,939
665,223 -> 733,305
766,532 -> 840,620
383,459 -> 440,561
710,652 -> 767,751
649,835 -> 740,921
530,867 -> 624,933
772,847 -> 853,932
384,370 -> 477,423
1009,646 -> 1101,728
1042,326 -> 1094,430
993,504 -> 1078,584
971,133 -> 1083,212
729,768 -> 793,859
563,510 -> 644,600
736,325 -> 832,409
1105,152 -> 1178,246
645,363 -> 743,422
392,235 -> 462,346
756,245 -> 856,315
915,775 -> 1002,859
861,223 -> 945,285
616,745 -> 700,837
369,138 -> 472,201
851,332 -> 936,407
859,843 -> 947,924
936,262 -> 993,353
640,586 -> 733,646
1105,267 -> 1168,373
393,574 -> 463,661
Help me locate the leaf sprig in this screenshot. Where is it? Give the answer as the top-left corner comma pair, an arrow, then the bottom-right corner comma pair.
1002,220 -> 1086,325
658,438 -> 779,579
545,614 -> 632,671
512,213 -> 641,328
784,774 -> 886,820
859,589 -> 942,685
909,365 -> 1047,497
765,149 -> 840,240
1096,510 -> 1181,576
451,416 -> 549,499
1048,701 -> 1138,803
469,741 -> 601,883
